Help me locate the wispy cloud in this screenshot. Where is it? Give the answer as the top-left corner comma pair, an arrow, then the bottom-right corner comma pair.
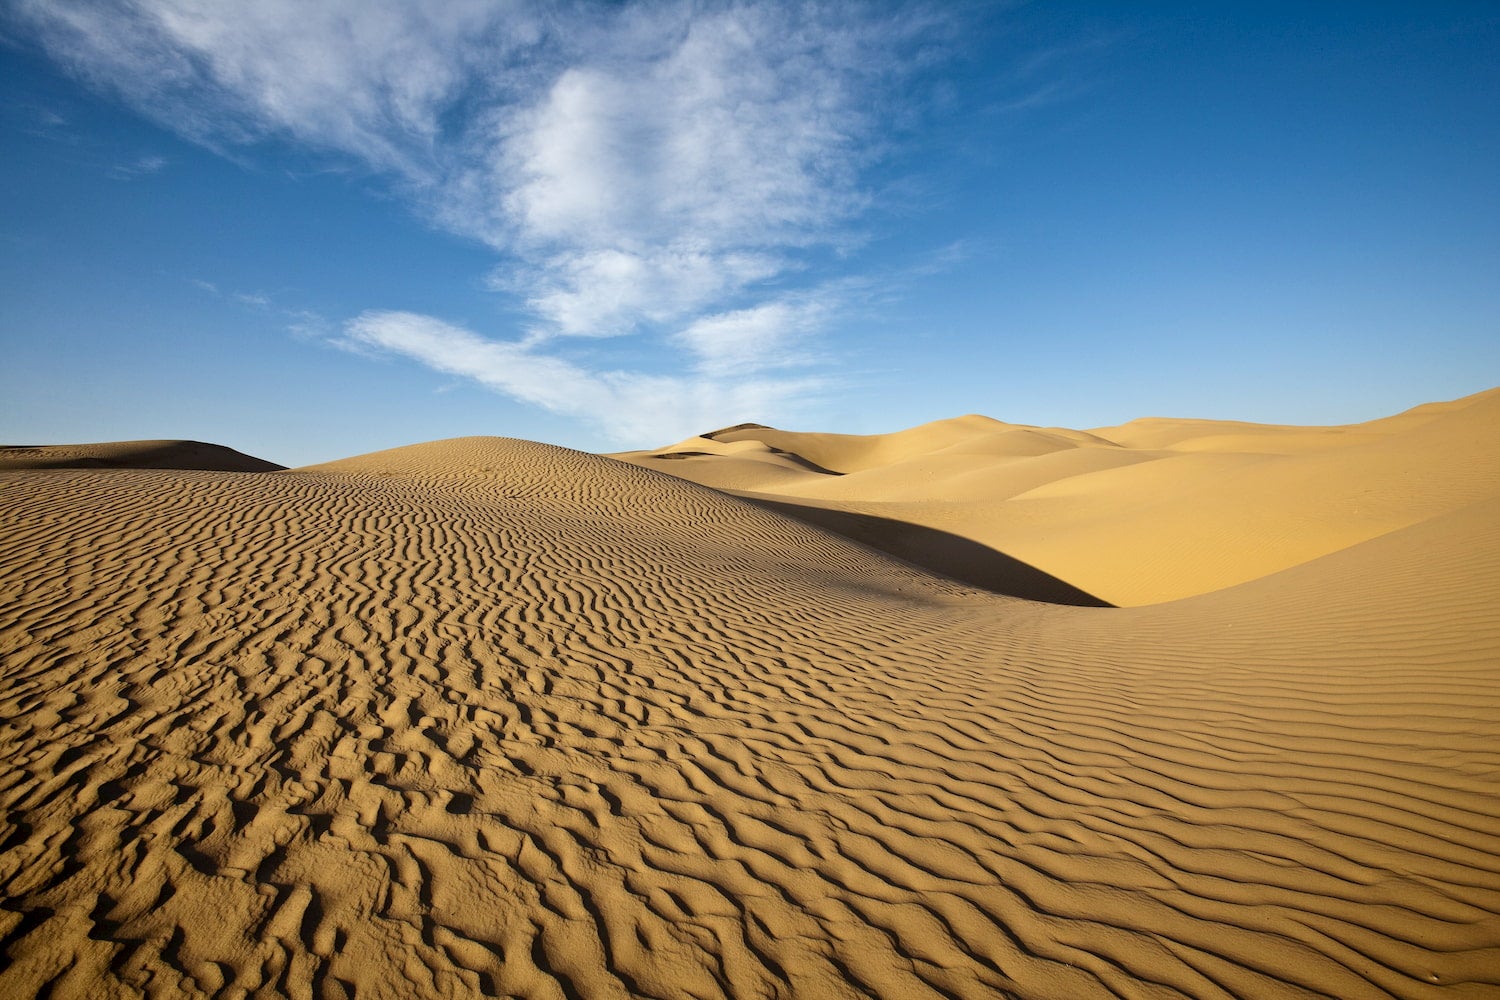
11,0 -> 948,441
345,310 -> 828,443
189,276 -> 270,309
677,295 -> 835,377
8,103 -> 72,140
106,152 -> 166,179
285,309 -> 334,343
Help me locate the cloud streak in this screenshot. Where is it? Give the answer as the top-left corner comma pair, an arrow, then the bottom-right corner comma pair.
11,0 -> 945,441
345,310 -> 828,443
106,153 -> 167,179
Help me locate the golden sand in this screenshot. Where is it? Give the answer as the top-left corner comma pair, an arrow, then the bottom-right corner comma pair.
2,390 -> 1497,998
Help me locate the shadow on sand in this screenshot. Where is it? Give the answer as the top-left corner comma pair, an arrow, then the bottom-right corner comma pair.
745,496 -> 1113,608
0,442 -> 284,473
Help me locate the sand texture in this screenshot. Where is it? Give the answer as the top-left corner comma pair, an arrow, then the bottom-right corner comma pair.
619,388 -> 1500,606
2,393 -> 1499,999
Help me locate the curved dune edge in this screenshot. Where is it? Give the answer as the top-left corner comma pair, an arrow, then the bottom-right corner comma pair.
0,440 -> 284,472
617,387 -> 1500,605
2,434 -> 1497,999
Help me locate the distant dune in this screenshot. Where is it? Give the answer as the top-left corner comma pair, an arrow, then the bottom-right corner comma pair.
0,439 -> 283,472
618,386 -> 1500,606
2,393 -> 1498,999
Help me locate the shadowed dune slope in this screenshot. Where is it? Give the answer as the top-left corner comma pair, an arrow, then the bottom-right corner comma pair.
0,440 -> 284,472
619,388 -> 1500,605
2,435 -> 1497,999
741,495 -> 1113,606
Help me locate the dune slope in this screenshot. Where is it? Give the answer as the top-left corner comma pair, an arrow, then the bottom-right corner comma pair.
0,440 -> 284,472
619,388 -> 1500,605
1,436 -> 1497,999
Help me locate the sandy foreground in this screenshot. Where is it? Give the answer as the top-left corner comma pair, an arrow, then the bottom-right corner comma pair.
1,392 -> 1497,999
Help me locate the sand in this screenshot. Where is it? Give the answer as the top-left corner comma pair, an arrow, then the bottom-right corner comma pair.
1,391 -> 1497,999
619,388 -> 1500,606
0,441 -> 285,473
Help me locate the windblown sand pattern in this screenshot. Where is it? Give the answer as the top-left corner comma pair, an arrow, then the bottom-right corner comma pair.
2,396 -> 1498,999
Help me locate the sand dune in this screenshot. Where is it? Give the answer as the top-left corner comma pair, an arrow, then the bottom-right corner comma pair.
619,387 -> 1500,605
2,397 -> 1498,999
0,440 -> 284,472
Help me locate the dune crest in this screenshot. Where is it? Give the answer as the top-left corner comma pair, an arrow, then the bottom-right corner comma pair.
619,387 -> 1500,605
0,440 -> 283,472
3,401 -> 1498,999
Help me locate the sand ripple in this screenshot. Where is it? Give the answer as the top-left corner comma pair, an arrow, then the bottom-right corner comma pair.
1,438 -> 1497,998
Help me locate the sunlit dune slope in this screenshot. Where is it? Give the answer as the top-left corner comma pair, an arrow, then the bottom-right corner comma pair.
2,433 -> 1497,999
0,440 -> 284,472
618,387 -> 1500,605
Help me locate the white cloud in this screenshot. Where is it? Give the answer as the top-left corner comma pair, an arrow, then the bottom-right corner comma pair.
12,1 -> 941,440
14,0 -> 535,170
512,245 -> 783,339
489,8 -> 868,253
677,297 -> 832,377
346,310 -> 825,443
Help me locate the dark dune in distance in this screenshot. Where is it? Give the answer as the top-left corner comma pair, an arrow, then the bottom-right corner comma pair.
0,440 -> 284,472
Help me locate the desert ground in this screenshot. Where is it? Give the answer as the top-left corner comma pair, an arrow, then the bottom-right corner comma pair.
1,389 -> 1497,999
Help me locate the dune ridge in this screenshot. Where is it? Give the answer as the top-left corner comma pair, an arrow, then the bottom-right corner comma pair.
0,440 -> 284,472
1,407 -> 1498,998
619,387 -> 1500,605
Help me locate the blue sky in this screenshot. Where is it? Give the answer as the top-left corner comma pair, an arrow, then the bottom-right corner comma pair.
2,2 -> 1497,467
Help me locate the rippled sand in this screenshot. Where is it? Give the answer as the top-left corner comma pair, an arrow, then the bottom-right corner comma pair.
2,393 -> 1497,999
